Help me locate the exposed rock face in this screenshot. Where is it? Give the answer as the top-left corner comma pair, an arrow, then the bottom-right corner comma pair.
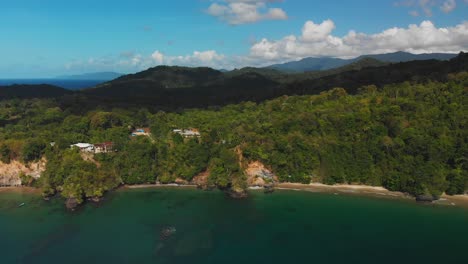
245,161 -> 278,187
191,171 -> 209,188
175,178 -> 189,185
0,159 -> 46,186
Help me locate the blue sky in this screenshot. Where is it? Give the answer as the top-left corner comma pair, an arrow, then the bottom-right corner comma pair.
1,0 -> 467,78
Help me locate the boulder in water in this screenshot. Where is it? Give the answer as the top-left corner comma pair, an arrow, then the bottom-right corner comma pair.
160,226 -> 177,240
228,187 -> 248,199
264,184 -> 275,194
415,194 -> 439,203
65,198 -> 79,210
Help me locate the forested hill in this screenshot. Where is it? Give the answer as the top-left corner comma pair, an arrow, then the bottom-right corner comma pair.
284,52 -> 468,95
266,51 -> 458,73
73,52 -> 468,111
0,84 -> 71,100
0,53 -> 466,110
0,73 -> 466,205
0,53 -> 466,206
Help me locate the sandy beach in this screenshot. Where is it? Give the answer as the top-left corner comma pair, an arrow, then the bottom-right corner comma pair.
437,194 -> 468,208
0,186 -> 41,194
274,183 -> 468,208
122,183 -> 198,189
275,182 -> 409,198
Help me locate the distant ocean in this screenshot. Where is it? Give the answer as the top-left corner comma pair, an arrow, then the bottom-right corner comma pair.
0,79 -> 105,90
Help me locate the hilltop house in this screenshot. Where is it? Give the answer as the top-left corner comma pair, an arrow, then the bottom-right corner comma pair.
94,142 -> 114,153
70,143 -> 95,153
71,142 -> 114,154
131,128 -> 151,137
173,128 -> 201,138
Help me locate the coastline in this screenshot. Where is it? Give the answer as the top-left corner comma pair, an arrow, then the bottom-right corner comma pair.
2,183 -> 468,208
438,194 -> 468,207
120,183 -> 198,189
0,186 -> 41,194
274,183 -> 410,199
273,183 -> 468,208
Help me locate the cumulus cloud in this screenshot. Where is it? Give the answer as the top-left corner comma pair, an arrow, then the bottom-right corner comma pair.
302,20 -> 336,42
151,50 -> 226,68
249,20 -> 468,64
206,0 -> 287,25
151,51 -> 164,64
67,49 -> 230,72
64,20 -> 468,73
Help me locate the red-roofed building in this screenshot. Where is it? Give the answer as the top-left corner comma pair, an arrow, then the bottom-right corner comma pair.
94,142 -> 114,153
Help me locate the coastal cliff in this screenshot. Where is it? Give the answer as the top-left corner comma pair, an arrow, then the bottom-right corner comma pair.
0,159 -> 46,186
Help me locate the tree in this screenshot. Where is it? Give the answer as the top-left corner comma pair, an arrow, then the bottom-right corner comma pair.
22,140 -> 46,163
0,144 -> 11,163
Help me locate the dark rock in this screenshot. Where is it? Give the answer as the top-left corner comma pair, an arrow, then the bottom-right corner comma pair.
264,185 -> 275,194
160,226 -> 176,240
65,198 -> 79,210
415,194 -> 439,202
228,188 -> 248,199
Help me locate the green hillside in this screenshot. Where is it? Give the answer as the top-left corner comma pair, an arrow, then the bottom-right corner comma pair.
0,72 -> 466,205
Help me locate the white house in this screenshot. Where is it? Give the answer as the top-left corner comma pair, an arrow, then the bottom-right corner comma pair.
173,129 -> 201,138
70,143 -> 95,152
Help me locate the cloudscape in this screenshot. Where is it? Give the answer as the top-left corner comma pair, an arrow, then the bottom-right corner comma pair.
1,0 -> 467,77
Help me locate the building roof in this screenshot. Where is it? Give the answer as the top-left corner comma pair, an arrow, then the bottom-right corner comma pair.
133,128 -> 150,133
72,143 -> 94,148
95,142 -> 114,148
173,128 -> 201,136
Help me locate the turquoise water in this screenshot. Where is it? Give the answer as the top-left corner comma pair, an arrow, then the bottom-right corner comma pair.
1,188 -> 467,264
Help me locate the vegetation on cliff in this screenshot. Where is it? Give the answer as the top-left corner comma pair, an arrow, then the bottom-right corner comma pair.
0,56 -> 467,205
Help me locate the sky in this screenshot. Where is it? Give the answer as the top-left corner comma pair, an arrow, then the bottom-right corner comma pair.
0,0 -> 467,78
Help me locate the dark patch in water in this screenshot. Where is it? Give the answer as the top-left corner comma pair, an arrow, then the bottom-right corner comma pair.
272,231 -> 290,244
21,223 -> 81,262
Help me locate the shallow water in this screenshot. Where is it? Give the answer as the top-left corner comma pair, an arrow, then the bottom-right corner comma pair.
1,188 -> 467,264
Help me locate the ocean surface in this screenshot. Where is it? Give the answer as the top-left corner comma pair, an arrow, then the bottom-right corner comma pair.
0,79 -> 105,90
0,188 -> 467,264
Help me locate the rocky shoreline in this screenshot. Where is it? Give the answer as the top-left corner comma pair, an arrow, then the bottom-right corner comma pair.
2,182 -> 468,209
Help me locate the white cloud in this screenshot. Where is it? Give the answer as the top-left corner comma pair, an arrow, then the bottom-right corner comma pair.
441,0 -> 457,13
64,20 -> 468,73
206,0 -> 287,25
151,51 -> 164,64
150,50 -> 225,67
167,50 -> 226,67
302,20 -> 336,42
249,20 -> 468,64
395,0 -> 462,16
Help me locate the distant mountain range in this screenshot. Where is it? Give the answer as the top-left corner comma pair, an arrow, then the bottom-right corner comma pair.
75,52 -> 466,110
1,52 -> 467,109
57,72 -> 123,81
266,51 -> 458,73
